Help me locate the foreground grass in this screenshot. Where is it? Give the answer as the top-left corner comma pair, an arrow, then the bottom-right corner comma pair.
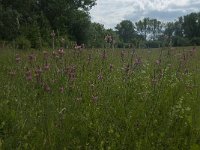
0,47 -> 200,149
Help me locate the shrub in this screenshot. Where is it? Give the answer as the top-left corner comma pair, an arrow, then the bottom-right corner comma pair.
190,37 -> 200,46
15,36 -> 31,50
172,36 -> 191,47
145,40 -> 162,48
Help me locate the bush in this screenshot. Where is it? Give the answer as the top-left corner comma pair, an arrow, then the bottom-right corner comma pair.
15,36 -> 31,50
190,37 -> 200,46
172,36 -> 191,47
145,40 -> 162,48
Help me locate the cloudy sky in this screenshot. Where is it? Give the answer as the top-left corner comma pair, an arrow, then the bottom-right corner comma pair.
89,0 -> 200,29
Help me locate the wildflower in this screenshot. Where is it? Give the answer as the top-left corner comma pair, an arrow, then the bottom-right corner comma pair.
98,73 -> 103,81
65,65 -> 76,82
135,57 -> 142,65
9,70 -> 16,76
92,95 -> 98,104
125,64 -> 130,74
121,50 -> 125,61
58,48 -> 65,56
35,66 -> 43,83
60,86 -> 64,93
35,66 -> 42,76
87,54 -> 92,64
101,50 -> 107,60
25,68 -> 32,81
44,83 -> 51,92
15,54 -> 21,63
28,53 -> 36,62
44,62 -> 50,71
155,59 -> 161,65
109,64 -> 114,71
43,51 -> 48,60
76,97 -> 82,102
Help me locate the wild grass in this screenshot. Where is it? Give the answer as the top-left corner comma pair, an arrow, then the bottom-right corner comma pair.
0,47 -> 200,149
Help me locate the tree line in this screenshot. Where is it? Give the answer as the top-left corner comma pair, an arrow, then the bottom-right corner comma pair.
0,0 -> 200,49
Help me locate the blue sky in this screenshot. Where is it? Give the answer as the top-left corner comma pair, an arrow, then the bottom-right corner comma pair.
89,0 -> 200,29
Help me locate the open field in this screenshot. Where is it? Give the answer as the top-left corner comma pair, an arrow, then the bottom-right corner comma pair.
0,47 -> 200,149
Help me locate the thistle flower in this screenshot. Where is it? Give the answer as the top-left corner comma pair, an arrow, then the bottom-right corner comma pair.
92,95 -> 98,104
35,66 -> 43,83
121,50 -> 125,61
76,97 -> 82,102
35,66 -> 42,76
44,62 -> 50,71
97,73 -> 103,81
109,64 -> 114,71
155,59 -> 161,65
15,54 -> 21,63
65,65 -> 76,82
43,51 -> 48,60
44,83 -> 51,93
60,86 -> 64,93
25,68 -> 32,81
135,57 -> 142,65
87,54 -> 92,64
125,64 -> 130,74
9,70 -> 16,76
52,51 -> 57,57
101,50 -> 107,60
28,53 -> 36,62
58,48 -> 65,56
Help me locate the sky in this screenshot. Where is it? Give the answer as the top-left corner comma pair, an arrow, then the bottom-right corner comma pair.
89,0 -> 200,29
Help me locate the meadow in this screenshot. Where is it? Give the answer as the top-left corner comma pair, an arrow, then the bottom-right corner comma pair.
0,47 -> 200,149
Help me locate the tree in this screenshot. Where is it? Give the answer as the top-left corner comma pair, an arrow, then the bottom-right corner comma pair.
115,20 -> 136,43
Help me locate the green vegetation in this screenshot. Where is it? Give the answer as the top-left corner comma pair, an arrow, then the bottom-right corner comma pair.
1,1 -> 200,149
0,47 -> 200,149
1,1 -> 200,49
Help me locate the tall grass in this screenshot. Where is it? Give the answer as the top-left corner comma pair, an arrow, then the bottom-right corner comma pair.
0,47 -> 200,149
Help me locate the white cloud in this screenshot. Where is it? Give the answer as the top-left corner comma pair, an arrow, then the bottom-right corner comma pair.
89,0 -> 200,29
